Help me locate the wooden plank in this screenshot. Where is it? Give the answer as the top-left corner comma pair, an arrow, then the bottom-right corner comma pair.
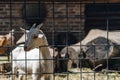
0,56 -> 10,64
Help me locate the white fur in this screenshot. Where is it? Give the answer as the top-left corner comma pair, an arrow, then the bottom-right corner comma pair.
81,29 -> 120,45
67,29 -> 120,54
10,44 -> 45,80
24,23 -> 53,80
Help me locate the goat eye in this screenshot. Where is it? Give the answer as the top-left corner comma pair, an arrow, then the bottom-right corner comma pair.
33,35 -> 38,38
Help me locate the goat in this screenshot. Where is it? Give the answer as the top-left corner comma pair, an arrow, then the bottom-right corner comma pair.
83,36 -> 120,70
60,29 -> 120,70
80,29 -> 120,66
59,46 -> 79,71
66,29 -> 120,54
0,29 -> 14,56
11,27 -> 57,80
10,44 -> 44,80
22,23 -> 53,80
18,27 -> 58,72
81,29 -> 120,45
11,28 -> 58,80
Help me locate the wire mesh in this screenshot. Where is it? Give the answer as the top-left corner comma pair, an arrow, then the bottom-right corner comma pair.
0,0 -> 120,80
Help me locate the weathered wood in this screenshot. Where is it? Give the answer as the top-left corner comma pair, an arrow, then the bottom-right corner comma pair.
59,46 -> 79,72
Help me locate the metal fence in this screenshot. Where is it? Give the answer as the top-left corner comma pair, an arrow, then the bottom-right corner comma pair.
0,0 -> 120,80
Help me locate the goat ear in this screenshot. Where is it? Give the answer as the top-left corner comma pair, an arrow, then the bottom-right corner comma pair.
37,23 -> 43,29
20,27 -> 29,33
20,27 -> 26,32
9,29 -> 14,36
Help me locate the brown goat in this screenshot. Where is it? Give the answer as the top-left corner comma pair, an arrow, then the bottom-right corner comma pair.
59,46 -> 79,72
0,30 -> 14,56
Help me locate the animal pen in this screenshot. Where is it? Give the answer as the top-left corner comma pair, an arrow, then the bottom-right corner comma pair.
0,0 -> 120,80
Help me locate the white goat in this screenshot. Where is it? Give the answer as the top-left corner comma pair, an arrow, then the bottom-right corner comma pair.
11,27 -> 56,80
81,29 -> 120,45
24,23 -> 53,80
10,44 -> 44,80
64,29 -> 120,54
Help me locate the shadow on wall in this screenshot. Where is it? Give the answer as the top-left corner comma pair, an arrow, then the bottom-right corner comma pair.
54,32 -> 78,52
14,3 -> 47,44
22,3 -> 47,29
85,3 -> 120,36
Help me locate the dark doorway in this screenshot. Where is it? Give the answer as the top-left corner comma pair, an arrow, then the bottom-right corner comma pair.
85,3 -> 120,35
22,3 -> 47,28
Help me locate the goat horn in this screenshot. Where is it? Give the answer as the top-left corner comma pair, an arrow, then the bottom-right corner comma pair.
37,23 -> 43,29
32,23 -> 36,28
8,29 -> 14,39
12,29 -> 14,32
10,29 -> 15,32
9,29 -> 15,35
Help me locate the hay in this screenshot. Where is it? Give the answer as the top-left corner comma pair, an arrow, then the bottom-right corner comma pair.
0,68 -> 120,80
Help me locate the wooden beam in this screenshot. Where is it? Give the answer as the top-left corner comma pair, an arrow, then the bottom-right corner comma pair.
0,0 -> 120,3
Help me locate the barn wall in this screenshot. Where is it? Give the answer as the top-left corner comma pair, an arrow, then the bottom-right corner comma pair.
44,2 -> 85,45
0,3 -> 24,31
0,2 -> 85,44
